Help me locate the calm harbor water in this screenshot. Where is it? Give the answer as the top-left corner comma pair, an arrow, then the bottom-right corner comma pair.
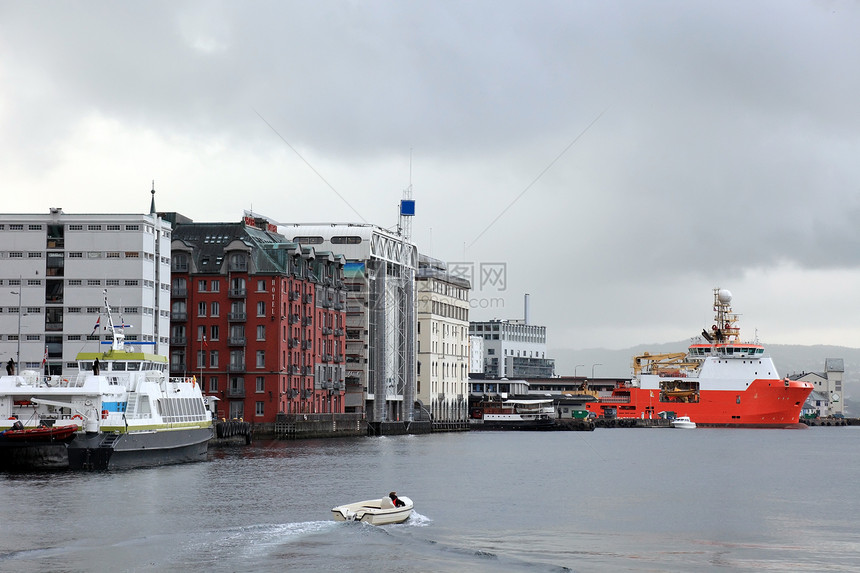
2,426 -> 859,572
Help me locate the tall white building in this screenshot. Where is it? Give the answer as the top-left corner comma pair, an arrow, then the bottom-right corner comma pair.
281,223 -> 417,424
469,318 -> 554,379
795,358 -> 845,417
0,205 -> 172,374
415,255 -> 470,423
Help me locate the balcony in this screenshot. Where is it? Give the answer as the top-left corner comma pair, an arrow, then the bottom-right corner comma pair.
289,291 -> 299,301
171,312 -> 187,321
229,288 -> 246,297
228,312 -> 246,321
173,287 -> 187,297
170,363 -> 187,373
227,387 -> 246,398
228,362 -> 246,372
228,337 -> 246,346
170,336 -> 187,345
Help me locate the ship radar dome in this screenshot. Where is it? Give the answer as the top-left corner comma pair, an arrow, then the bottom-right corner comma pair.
718,289 -> 732,303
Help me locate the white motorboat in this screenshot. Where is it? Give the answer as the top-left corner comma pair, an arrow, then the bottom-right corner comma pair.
331,495 -> 413,525
672,416 -> 697,429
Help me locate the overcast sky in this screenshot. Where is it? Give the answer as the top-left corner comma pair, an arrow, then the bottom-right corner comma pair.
2,1 -> 859,351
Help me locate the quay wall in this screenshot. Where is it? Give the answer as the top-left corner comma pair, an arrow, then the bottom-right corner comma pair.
802,417 -> 857,427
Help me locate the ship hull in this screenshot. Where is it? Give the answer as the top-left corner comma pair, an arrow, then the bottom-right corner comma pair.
469,417 -> 557,431
586,379 -> 812,428
0,443 -> 69,470
67,427 -> 212,470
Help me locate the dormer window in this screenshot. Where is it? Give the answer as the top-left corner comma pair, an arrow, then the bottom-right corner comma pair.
229,253 -> 247,271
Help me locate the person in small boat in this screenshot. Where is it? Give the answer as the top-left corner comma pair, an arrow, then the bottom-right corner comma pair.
389,492 -> 406,508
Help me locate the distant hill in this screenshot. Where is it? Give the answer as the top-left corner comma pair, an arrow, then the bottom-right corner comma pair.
550,342 -> 859,416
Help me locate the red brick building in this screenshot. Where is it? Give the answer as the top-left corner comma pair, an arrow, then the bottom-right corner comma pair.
168,215 -> 346,422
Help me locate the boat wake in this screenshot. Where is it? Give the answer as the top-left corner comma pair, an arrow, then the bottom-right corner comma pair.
404,510 -> 432,526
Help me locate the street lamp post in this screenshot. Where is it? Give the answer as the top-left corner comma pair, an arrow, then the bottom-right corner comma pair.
575,364 -> 584,378
592,363 -> 602,380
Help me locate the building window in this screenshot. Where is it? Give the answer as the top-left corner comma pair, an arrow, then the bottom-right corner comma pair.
257,325 -> 265,341
172,253 -> 189,272
210,325 -> 220,341
210,280 -> 220,292
209,377 -> 218,392
257,279 -> 266,292
255,401 -> 264,416
256,350 -> 265,368
210,351 -> 219,368
210,301 -> 220,317
198,302 -> 206,317
256,376 -> 264,392
198,280 -> 207,292
257,301 -> 265,317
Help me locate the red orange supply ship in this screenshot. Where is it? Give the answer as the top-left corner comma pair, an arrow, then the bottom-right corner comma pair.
585,288 -> 814,428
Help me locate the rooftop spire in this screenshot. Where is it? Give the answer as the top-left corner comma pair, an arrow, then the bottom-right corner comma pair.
150,180 -> 156,215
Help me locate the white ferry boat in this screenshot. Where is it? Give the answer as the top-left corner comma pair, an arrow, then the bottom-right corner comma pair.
469,399 -> 556,430
0,291 -> 212,470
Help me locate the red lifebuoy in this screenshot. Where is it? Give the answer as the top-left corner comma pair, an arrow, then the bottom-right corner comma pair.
72,414 -> 83,421
101,410 -> 109,420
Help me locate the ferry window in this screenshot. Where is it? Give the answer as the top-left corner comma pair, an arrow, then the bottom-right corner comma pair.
113,362 -> 126,371
127,362 -> 141,371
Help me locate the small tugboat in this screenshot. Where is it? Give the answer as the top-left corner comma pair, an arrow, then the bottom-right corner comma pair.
585,288 -> 814,428
0,290 -> 213,470
331,493 -> 413,525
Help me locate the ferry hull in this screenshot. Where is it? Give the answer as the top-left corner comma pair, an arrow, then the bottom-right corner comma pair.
0,443 -> 69,470
469,418 -> 557,431
68,427 -> 212,470
586,379 -> 812,428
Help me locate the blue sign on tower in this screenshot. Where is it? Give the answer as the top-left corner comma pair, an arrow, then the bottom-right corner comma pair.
400,199 -> 416,216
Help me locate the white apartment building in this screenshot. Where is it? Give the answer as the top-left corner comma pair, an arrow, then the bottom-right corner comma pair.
282,223 -> 417,424
0,206 -> 172,374
415,255 -> 470,423
469,318 -> 555,379
795,358 -> 845,417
